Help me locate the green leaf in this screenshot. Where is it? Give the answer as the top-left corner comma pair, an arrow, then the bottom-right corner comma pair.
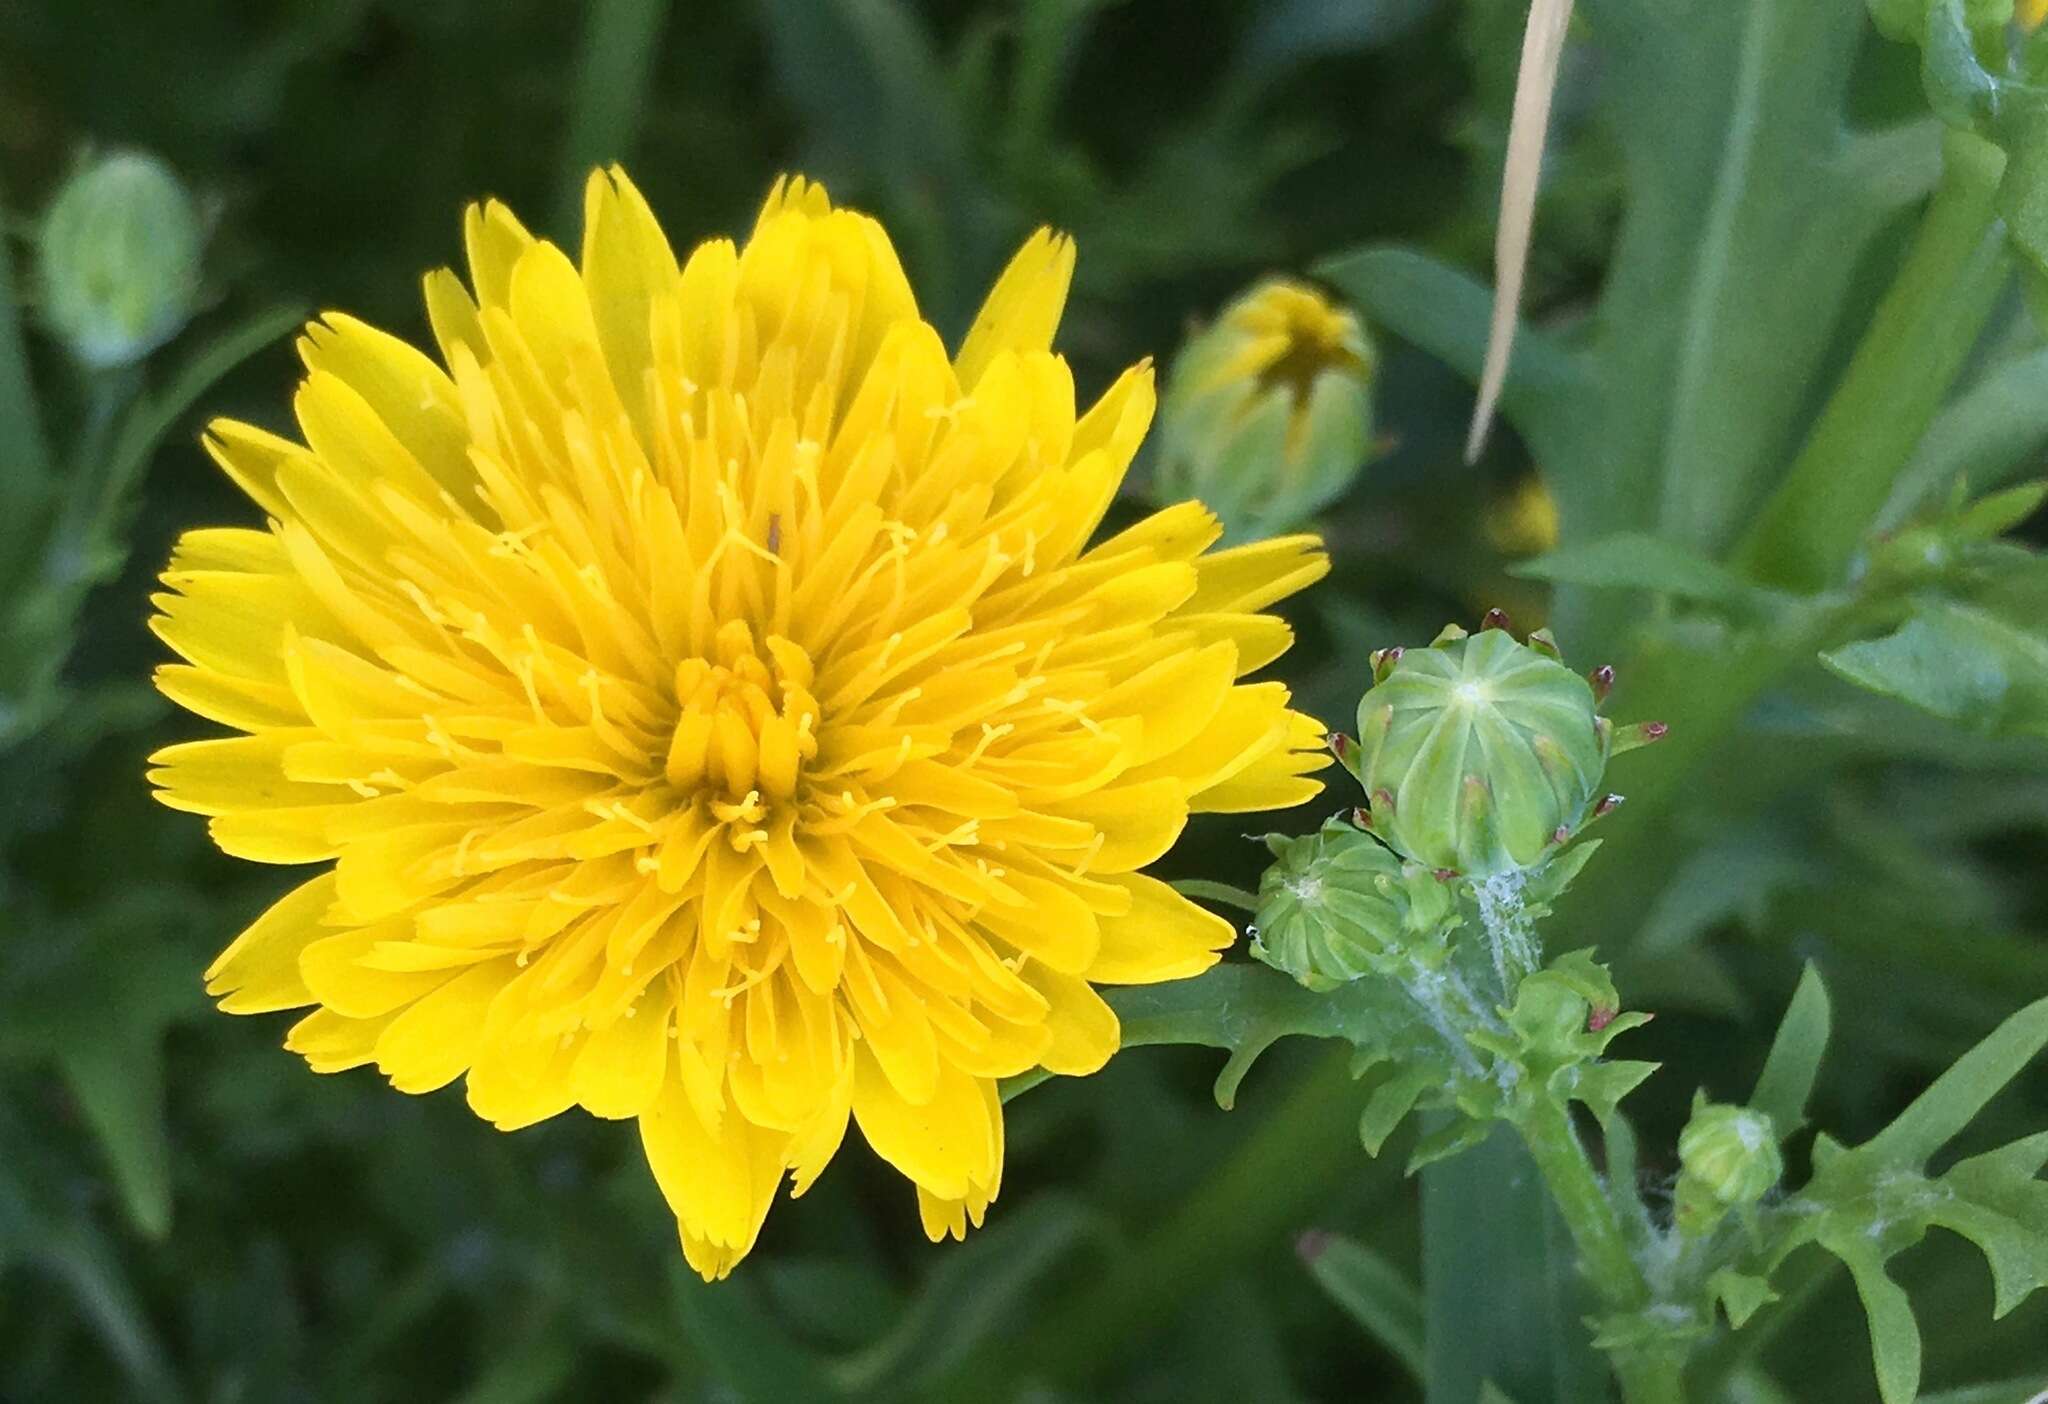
1880,347 -> 2048,530
835,1197 -> 1106,1394
1820,1230 -> 1922,1404
1707,1267 -> 1776,1329
1860,995 -> 2048,1166
1359,1064 -> 1437,1157
1104,963 -> 1424,1110
553,0 -> 671,232
1820,604 -> 2048,737
1514,531 -> 1766,608
56,1038 -> 171,1240
668,1261 -> 845,1402
1297,1230 -> 1426,1381
1421,1124 -> 1607,1404
1749,964 -> 1832,1134
1930,1131 -> 2048,1318
1315,245 -> 1586,468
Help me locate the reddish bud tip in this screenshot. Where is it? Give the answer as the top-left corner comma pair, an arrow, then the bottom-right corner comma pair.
1481,607 -> 1513,633
1642,722 -> 1670,742
1373,788 -> 1397,815
1588,1005 -> 1617,1033
1327,732 -> 1351,757
1590,665 -> 1615,701
1551,825 -> 1572,846
1352,807 -> 1373,830
1297,1230 -> 1331,1262
1594,793 -> 1625,818
1433,868 -> 1460,883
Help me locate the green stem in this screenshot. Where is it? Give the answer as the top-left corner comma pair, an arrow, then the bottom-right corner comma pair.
1512,1097 -> 1690,1403
1169,878 -> 1262,913
1514,1097 -> 1644,1310
1735,128 -> 2010,592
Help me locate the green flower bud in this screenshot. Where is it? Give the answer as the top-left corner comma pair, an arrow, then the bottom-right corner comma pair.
1155,278 -> 1375,543
1250,817 -> 1454,991
1676,1101 -> 1783,1235
1343,624 -> 1609,878
38,151 -> 204,368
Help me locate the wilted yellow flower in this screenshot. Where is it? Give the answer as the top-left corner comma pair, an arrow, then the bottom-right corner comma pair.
148,170 -> 1330,1277
1156,278 -> 1374,543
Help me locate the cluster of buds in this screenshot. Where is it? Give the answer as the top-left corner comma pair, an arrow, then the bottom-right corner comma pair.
1249,816 -> 1457,991
1329,612 -> 1666,879
1154,278 -> 1377,543
37,150 -> 204,369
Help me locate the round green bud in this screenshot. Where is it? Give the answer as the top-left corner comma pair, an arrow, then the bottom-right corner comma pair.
38,151 -> 203,368
1349,627 -> 1607,878
1676,1103 -> 1782,1233
1155,278 -> 1375,543
1250,817 -> 1453,991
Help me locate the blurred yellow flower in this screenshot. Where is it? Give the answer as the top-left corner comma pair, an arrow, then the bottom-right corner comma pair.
147,170 -> 1330,1277
1156,279 -> 1375,542
1485,473 -> 1561,558
2025,0 -> 2048,30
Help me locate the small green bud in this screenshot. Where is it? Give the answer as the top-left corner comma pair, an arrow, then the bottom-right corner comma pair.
38,150 -> 204,368
1250,817 -> 1454,990
1343,624 -> 1609,877
1156,278 -> 1375,543
1676,1101 -> 1783,1235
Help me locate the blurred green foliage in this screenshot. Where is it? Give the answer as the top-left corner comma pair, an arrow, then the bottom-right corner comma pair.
1,1 -> 2046,1401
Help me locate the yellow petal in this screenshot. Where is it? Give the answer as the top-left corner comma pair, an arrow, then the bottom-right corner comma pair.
850,1046 -> 997,1201
1089,873 -> 1236,984
954,228 -> 1074,391
641,1073 -> 788,1281
1020,963 -> 1120,1076
373,960 -> 515,1094
206,872 -> 337,1013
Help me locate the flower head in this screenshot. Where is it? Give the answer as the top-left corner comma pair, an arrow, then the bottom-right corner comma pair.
1155,278 -> 1375,543
148,170 -> 1329,1277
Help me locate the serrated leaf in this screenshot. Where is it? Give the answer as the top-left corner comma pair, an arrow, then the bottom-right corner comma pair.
1821,1230 -> 1923,1404
1297,1231 -> 1425,1380
1750,963 -> 1832,1134
1407,1116 -> 1492,1173
1104,963 -> 1431,1110
1707,1267 -> 1777,1329
1358,1064 -> 1436,1156
1514,531 -> 1765,608
1570,1060 -> 1659,1122
1931,1132 -> 2048,1318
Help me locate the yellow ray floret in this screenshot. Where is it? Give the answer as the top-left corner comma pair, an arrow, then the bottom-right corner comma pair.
148,167 -> 1330,1279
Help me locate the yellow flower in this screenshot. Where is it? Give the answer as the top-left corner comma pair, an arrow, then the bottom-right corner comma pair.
148,170 -> 1330,1278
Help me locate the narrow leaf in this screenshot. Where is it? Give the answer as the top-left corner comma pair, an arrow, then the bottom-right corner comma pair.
1822,1232 -> 1922,1404
1860,996 -> 2048,1167
1298,1230 -> 1426,1381
1514,531 -> 1764,607
1750,964 -> 1832,1134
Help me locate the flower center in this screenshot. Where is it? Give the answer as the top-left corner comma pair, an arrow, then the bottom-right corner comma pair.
664,619 -> 821,802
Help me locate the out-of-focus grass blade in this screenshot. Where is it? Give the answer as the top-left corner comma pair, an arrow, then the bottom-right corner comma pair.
668,1260 -> 845,1402
835,1195 -> 1105,1395
446,1332 -> 576,1404
554,0 -> 672,235
1297,1229 -> 1425,1381
1422,1122 -> 1605,1404
56,1038 -> 171,1240
0,184 -> 52,488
